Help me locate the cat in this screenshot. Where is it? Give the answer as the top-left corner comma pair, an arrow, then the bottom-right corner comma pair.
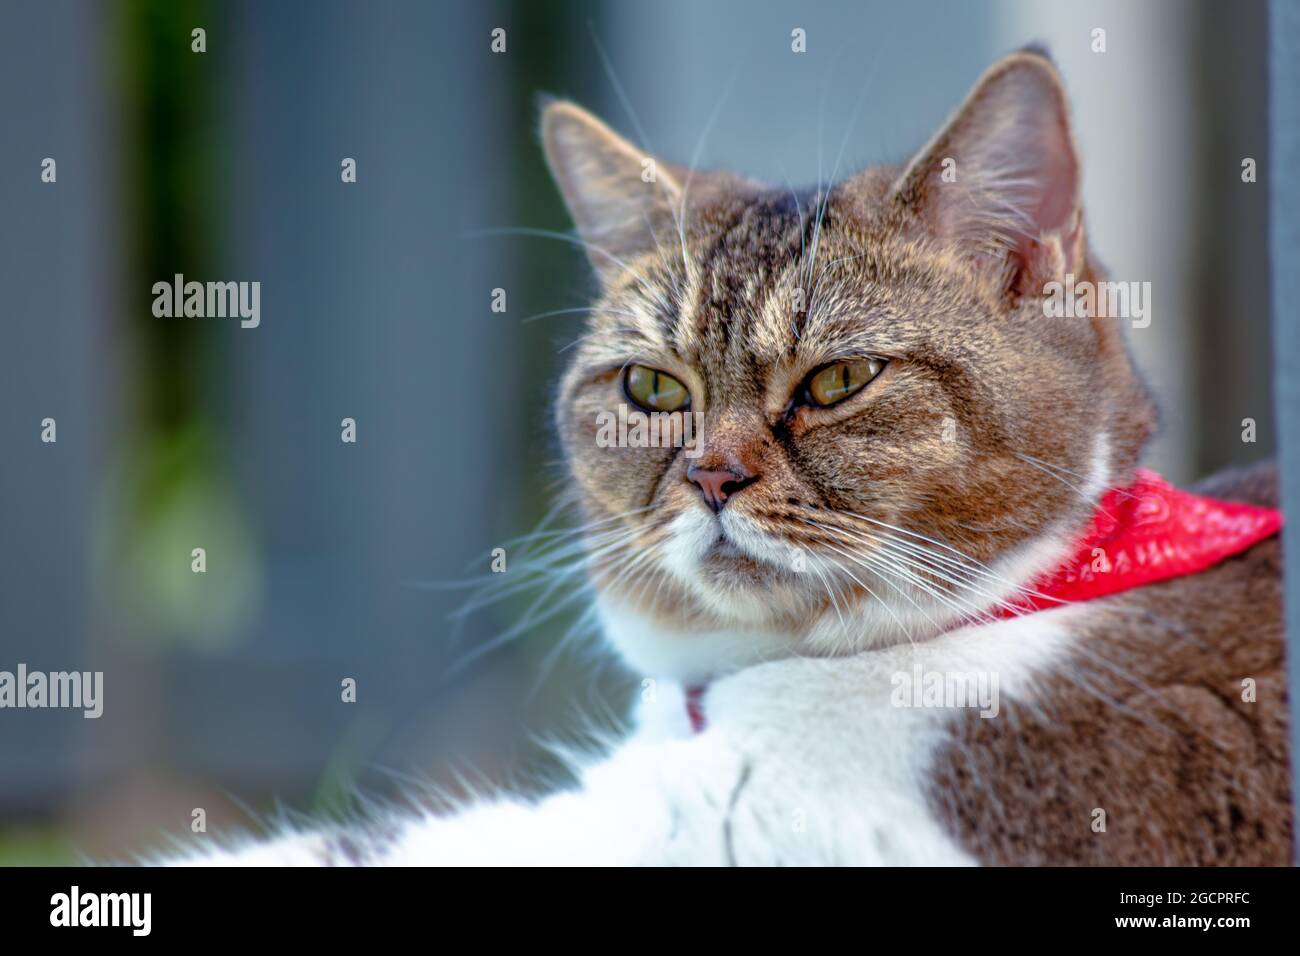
173,47 -> 1289,866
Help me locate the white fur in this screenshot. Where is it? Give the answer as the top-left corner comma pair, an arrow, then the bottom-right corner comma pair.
172,604 -> 1081,866
596,592 -> 790,684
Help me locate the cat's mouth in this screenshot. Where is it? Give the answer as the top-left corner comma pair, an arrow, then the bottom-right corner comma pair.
706,533 -> 745,558
660,509 -> 808,607
702,532 -> 767,570
652,508 -> 859,628
695,516 -> 801,581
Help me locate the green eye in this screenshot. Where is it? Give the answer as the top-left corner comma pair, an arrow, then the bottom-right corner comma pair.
624,365 -> 690,412
806,358 -> 885,407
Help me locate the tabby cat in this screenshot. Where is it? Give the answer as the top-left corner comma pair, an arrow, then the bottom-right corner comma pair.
179,48 -> 1289,866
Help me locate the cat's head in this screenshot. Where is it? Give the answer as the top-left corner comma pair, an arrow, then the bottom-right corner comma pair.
541,49 -> 1155,682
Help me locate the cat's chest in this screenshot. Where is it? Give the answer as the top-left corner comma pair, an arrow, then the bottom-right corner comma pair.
629,608 -> 1084,865
635,605 -> 1081,737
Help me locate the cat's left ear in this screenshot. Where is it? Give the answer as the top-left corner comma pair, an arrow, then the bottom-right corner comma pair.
540,99 -> 684,286
886,48 -> 1084,294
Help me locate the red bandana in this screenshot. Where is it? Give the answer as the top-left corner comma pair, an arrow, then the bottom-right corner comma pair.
996,468 -> 1281,615
684,469 -> 1282,734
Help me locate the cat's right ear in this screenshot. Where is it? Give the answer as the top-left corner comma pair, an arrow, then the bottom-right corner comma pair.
540,99 -> 683,285
885,48 -> 1084,296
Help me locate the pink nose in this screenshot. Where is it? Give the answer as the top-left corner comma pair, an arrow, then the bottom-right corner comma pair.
687,465 -> 758,513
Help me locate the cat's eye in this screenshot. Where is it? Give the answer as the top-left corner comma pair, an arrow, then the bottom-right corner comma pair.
805,358 -> 885,407
624,364 -> 690,412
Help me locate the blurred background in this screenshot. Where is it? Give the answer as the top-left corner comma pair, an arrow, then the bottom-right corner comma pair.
0,0 -> 1274,862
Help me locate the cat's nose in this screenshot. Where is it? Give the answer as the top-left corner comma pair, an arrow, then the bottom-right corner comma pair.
687,463 -> 759,514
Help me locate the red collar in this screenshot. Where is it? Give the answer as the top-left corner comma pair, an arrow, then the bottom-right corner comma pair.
684,469 -> 1282,734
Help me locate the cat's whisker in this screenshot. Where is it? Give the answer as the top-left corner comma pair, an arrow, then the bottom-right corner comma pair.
819,539 -> 953,634
955,515 -> 1037,534
622,547 -> 671,609
832,517 -> 1212,632
520,306 -> 642,325
812,542 -> 920,646
805,553 -> 849,629
802,29 -> 852,294
558,326 -> 644,353
585,22 -> 701,288
820,11 -> 896,209
675,68 -> 739,279
834,524 -> 1031,613
803,18 -> 894,304
445,573 -> 604,677
872,542 -> 1052,622
807,253 -> 869,315
1047,653 -> 1187,741
798,519 -> 964,627
467,530 -> 651,635
774,167 -> 810,339
867,540 -> 1019,614
485,525 -> 640,581
852,546 -> 991,625
466,226 -> 676,316
444,509 -> 656,624
1014,451 -> 1149,506
821,509 -> 1024,590
1012,452 -> 1118,521
584,23 -> 690,254
643,545 -> 678,615
494,505 -> 654,553
526,603 -> 606,705
835,509 -> 992,568
829,509 -> 1063,608
803,187 -> 831,300
802,516 -> 1029,627
449,536 -> 627,621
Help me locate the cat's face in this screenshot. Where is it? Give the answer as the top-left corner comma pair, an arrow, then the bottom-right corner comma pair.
543,51 -> 1155,680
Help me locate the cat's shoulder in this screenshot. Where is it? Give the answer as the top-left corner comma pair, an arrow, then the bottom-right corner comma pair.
1192,458 -> 1278,508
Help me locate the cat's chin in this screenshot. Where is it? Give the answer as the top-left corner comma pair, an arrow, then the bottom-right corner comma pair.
648,507 -> 839,624
695,538 -> 792,586
594,541 -> 865,682
593,507 -> 942,680
663,507 -> 798,577
594,591 -> 799,683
